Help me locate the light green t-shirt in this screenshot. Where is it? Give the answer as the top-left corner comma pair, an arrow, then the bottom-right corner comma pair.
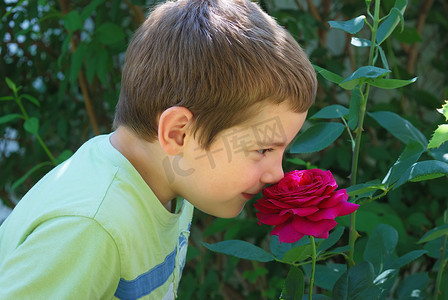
0,134 -> 194,300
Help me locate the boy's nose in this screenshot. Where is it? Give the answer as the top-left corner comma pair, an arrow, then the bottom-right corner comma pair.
260,163 -> 284,184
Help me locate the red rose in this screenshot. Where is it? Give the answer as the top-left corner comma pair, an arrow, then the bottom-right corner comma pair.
254,169 -> 359,243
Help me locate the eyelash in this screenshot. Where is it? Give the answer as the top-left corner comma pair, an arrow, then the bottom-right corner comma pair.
257,148 -> 274,155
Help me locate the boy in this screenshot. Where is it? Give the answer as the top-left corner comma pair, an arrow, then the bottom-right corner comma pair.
0,0 -> 317,299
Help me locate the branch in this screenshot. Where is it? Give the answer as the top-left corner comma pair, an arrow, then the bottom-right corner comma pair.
58,0 -> 100,135
406,0 -> 435,74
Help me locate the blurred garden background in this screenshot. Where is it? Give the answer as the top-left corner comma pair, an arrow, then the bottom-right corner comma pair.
1,0 -> 447,299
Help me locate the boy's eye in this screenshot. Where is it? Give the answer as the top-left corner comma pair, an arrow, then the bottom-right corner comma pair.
257,148 -> 274,155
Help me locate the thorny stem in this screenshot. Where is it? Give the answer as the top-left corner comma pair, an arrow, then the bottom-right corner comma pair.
348,0 -> 381,267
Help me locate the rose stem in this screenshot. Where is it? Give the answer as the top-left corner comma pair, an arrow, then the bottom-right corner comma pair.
348,0 -> 381,267
309,236 -> 317,300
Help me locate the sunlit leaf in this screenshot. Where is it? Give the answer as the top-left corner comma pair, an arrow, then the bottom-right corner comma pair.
369,77 -> 417,89
329,15 -> 366,34
437,100 -> 448,121
428,124 -> 448,149
376,0 -> 407,45
313,64 -> 344,84
351,37 -> 371,47
394,160 -> 448,189
339,66 -> 391,90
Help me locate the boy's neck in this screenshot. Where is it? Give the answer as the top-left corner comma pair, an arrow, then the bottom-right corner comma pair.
110,126 -> 177,211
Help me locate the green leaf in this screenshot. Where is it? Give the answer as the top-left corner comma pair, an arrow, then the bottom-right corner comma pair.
311,105 -> 349,119
339,66 -> 391,90
70,43 -> 86,84
346,181 -> 385,198
376,0 -> 407,45
382,141 -> 425,185
369,77 -> 417,89
418,224 -> 448,244
270,235 -> 310,260
369,111 -> 427,147
204,219 -> 234,237
95,22 -> 125,45
0,96 -> 14,101
11,162 -> 54,191
396,273 -> 428,299
202,240 -> 275,262
313,64 -> 344,84
280,266 -> 304,300
80,0 -> 105,19
394,26 -> 422,44
5,77 -> 17,92
428,124 -> 448,149
329,15 -> 366,34
351,37 -> 371,47
348,88 -> 362,130
363,224 -> 398,274
378,46 -> 390,70
389,250 -> 427,269
437,100 -> 448,121
282,244 -> 313,263
332,261 -> 379,300
0,114 -> 23,124
394,160 -> 448,189
55,150 -> 73,165
290,123 -> 345,154
317,227 -> 344,253
64,11 -> 83,32
23,117 -> 40,134
21,94 -> 40,107
301,263 -> 346,291
58,33 -> 73,68
429,141 -> 448,164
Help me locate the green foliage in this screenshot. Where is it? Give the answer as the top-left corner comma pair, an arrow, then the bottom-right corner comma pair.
2,0 -> 448,299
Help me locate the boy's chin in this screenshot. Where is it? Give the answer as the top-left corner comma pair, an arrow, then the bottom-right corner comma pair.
202,204 -> 246,219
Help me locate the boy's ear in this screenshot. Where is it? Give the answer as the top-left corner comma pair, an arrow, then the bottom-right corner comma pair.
158,106 -> 194,155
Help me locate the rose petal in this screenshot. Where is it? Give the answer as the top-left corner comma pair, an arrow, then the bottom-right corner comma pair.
318,189 -> 348,208
271,221 -> 305,243
291,216 -> 337,237
336,201 -> 360,216
280,206 -> 319,217
256,212 -> 291,225
306,206 -> 341,221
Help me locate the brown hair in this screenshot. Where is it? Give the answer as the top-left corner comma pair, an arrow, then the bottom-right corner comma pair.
114,0 -> 317,149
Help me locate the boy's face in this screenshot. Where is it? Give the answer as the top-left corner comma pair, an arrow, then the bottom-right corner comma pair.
173,102 -> 308,218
